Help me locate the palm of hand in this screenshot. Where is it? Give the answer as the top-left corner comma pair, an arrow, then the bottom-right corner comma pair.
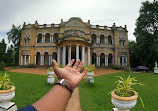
54,67 -> 83,88
52,59 -> 87,88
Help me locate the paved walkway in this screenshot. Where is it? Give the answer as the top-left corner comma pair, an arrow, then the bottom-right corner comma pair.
6,67 -> 123,111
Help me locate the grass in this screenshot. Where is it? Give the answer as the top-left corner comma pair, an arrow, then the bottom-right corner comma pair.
0,71 -> 158,110
0,71 -> 57,109
79,72 -> 158,111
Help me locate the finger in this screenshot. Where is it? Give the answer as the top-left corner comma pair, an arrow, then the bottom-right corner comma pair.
73,59 -> 80,69
66,59 -> 75,67
52,59 -> 59,69
81,67 -> 87,77
76,61 -> 83,72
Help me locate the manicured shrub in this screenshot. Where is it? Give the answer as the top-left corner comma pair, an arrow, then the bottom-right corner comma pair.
28,63 -> 36,68
0,62 -> 5,70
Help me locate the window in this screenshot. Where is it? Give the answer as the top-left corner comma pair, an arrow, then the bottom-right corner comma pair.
45,33 -> 50,43
100,35 -> 104,44
37,33 -> 42,43
25,39 -> 27,44
123,41 -> 125,46
28,38 -> 30,44
91,34 -> 96,44
119,40 -> 121,46
108,35 -> 112,45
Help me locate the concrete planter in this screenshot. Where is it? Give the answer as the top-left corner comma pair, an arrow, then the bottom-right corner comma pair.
0,86 -> 17,110
47,71 -> 55,76
86,72 -> 94,83
86,72 -> 94,77
47,71 -> 55,84
111,90 -> 138,111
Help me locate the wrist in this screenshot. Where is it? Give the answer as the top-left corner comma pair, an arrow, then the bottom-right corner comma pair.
55,79 -> 74,94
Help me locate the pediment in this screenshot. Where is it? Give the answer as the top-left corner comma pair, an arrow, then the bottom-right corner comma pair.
62,17 -> 89,28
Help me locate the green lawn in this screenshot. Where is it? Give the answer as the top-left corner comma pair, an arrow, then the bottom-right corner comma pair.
0,71 -> 158,111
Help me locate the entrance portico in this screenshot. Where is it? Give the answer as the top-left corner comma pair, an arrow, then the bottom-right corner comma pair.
57,40 -> 91,66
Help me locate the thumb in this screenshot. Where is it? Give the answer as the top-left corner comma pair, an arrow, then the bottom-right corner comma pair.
52,59 -> 59,69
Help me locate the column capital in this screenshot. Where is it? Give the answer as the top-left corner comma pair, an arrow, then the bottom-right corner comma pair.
76,44 -> 80,46
82,45 -> 86,47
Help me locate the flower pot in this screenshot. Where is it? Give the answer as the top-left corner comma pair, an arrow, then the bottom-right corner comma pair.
0,86 -> 15,103
86,72 -> 94,83
47,71 -> 55,76
111,90 -> 138,111
86,72 -> 94,77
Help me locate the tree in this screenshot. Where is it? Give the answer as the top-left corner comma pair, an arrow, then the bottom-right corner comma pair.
134,0 -> 158,69
7,25 -> 22,65
0,39 -> 7,62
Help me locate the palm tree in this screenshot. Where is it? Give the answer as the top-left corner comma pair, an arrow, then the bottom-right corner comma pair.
7,25 -> 22,64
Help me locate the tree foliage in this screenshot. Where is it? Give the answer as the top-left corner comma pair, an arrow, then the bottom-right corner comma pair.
6,25 -> 22,65
134,0 -> 158,69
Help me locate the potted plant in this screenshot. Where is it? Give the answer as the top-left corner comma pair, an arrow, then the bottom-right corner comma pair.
110,75 -> 144,111
47,67 -> 55,84
0,73 -> 17,109
86,65 -> 95,83
47,67 -> 55,76
86,64 -> 95,77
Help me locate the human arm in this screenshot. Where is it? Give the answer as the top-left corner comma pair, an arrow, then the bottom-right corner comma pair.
32,59 -> 87,111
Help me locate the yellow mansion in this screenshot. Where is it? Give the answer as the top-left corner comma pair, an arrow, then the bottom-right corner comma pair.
19,17 -> 129,67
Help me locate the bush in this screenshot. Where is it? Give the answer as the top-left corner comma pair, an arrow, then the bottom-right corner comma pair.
0,62 -> 5,70
113,65 -> 122,70
28,63 -> 36,68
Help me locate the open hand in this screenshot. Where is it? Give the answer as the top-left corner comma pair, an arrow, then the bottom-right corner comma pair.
52,59 -> 87,88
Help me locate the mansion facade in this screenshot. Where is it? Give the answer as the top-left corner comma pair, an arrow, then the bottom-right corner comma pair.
19,17 -> 129,67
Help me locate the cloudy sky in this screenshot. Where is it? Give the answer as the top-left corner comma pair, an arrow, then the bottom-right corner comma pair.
0,0 -> 154,45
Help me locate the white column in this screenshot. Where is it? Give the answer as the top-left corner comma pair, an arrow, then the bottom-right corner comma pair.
98,37 -> 100,44
106,55 -> 108,66
87,47 -> 90,65
24,55 -> 26,65
76,44 -> 79,60
48,56 -> 51,65
29,55 -> 30,64
122,57 -> 124,67
96,56 -> 98,66
21,55 -> 23,65
112,56 -> 114,66
105,56 -> 106,66
43,37 -> 45,43
82,46 -> 85,65
36,37 -> 37,43
98,56 -> 100,66
68,44 -> 71,63
62,46 -> 66,66
40,55 -> 43,65
52,37 -> 54,43
57,47 -> 61,65
42,37 -> 44,43
96,37 -> 98,43
34,55 -> 36,65
50,37 -> 52,42
126,57 -> 127,66
118,57 -> 120,65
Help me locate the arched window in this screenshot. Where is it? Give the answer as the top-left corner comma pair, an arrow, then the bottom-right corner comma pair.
123,40 -> 125,46
108,35 -> 112,45
44,52 -> 49,65
37,33 -> 42,43
45,33 -> 50,43
100,35 -> 104,44
28,38 -> 30,44
108,53 -> 113,66
54,33 -> 58,43
52,52 -> 57,61
100,53 -> 105,66
92,52 -> 97,65
91,34 -> 96,44
25,39 -> 27,44
36,52 -> 40,65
